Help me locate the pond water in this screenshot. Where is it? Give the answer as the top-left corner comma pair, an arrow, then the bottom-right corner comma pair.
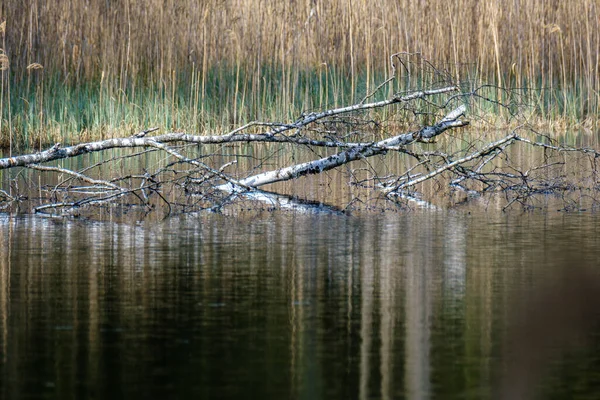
1,210 -> 600,399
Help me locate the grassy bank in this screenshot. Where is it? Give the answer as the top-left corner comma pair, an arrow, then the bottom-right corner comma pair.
0,65 -> 393,149
0,0 -> 599,148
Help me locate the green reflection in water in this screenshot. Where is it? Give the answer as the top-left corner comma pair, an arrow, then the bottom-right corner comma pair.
1,211 -> 600,399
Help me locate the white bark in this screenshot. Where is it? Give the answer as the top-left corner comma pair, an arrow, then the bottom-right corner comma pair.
384,133 -> 517,193
223,105 -> 468,190
0,86 -> 459,170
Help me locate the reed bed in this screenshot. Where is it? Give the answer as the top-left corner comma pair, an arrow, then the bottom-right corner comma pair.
0,0 -> 598,148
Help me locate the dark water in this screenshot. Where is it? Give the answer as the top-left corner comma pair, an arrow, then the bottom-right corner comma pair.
1,211 -> 600,399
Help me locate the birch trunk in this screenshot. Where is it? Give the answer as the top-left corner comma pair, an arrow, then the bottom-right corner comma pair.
222,105 -> 468,190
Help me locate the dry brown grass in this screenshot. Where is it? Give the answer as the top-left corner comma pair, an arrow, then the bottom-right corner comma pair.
0,0 -> 598,147
1,1 -> 597,84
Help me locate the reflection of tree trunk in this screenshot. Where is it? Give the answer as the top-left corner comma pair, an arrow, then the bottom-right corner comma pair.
405,218 -> 432,400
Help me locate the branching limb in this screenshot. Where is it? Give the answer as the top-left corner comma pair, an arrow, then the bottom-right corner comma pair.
384,133 -> 517,193
218,105 -> 467,190
1,54 -> 597,216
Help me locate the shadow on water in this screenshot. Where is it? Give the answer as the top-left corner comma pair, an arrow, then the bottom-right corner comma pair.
1,211 -> 600,399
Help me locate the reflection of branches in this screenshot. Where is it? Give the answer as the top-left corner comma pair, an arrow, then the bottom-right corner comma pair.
0,55 -> 598,218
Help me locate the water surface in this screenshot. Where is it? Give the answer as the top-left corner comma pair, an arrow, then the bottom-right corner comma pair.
1,211 -> 600,399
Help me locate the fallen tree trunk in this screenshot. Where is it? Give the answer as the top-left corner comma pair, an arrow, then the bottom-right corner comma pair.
0,86 -> 458,170
219,105 -> 467,190
1,54 -> 598,217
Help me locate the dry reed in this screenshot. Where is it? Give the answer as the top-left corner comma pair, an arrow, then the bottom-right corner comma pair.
0,0 -> 598,146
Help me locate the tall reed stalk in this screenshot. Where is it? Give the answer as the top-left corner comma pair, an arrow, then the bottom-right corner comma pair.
0,0 -> 598,147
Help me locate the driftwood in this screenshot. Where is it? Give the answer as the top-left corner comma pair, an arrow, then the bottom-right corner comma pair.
0,54 -> 598,217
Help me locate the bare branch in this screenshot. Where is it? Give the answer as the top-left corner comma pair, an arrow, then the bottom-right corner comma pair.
385,133 -> 517,193
220,105 -> 468,190
1,55 -> 597,216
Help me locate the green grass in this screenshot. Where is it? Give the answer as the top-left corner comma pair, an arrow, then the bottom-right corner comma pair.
0,63 -> 595,150
1,65 -> 395,149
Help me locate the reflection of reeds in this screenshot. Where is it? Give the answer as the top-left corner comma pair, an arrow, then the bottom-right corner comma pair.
0,1 -> 598,146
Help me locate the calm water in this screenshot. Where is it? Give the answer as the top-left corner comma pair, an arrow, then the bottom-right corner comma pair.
1,211 -> 600,399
